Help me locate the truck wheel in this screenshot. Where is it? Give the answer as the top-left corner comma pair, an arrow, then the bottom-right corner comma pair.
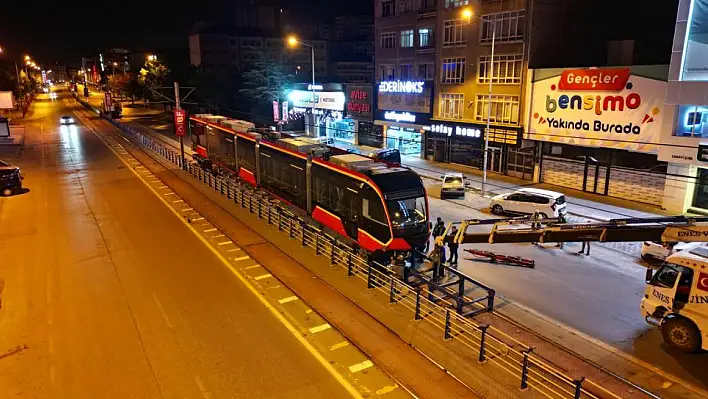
661,317 -> 702,353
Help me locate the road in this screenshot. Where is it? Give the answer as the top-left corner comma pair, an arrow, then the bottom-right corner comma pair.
78,85 -> 708,390
0,92 -> 363,398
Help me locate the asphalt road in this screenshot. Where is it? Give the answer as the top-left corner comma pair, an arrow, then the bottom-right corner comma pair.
0,93 -> 354,397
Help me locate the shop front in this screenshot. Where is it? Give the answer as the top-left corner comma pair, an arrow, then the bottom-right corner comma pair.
343,84 -> 376,145
373,80 -> 434,157
422,121 -> 526,178
287,83 -> 347,139
525,66 -> 668,206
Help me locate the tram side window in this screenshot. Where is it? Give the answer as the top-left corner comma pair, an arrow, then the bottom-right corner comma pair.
362,188 -> 391,243
237,137 -> 256,171
312,166 -> 359,221
259,148 -> 307,207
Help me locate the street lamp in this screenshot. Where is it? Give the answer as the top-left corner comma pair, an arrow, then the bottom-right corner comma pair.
461,7 -> 495,195
287,35 -> 317,136
112,62 -> 117,75
147,54 -> 157,62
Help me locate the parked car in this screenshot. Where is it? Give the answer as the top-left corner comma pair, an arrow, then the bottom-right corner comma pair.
640,241 -> 705,261
0,160 -> 23,196
440,173 -> 466,199
489,188 -> 567,218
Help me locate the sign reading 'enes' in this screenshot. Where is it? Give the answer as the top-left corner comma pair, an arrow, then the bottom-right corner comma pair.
527,67 -> 666,152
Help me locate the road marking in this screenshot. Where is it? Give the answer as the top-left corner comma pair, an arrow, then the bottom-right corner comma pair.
204,228 -> 217,232
348,360 -> 374,373
163,192 -> 176,196
244,264 -> 261,270
330,341 -> 349,351
254,273 -> 272,281
278,296 -> 299,304
305,309 -> 313,314
226,248 -> 242,252
194,375 -> 211,399
192,217 -> 205,221
89,119 -> 365,399
173,199 -> 184,203
211,234 -> 225,239
309,324 -> 331,334
234,256 -> 250,262
218,241 -> 232,246
375,385 -> 399,395
181,207 -> 194,212
153,293 -> 173,328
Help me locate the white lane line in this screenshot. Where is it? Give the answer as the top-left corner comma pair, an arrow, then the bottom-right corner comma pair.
243,264 -> 261,270
181,208 -> 194,212
204,228 -> 217,233
348,360 -> 374,373
192,217 -> 205,221
226,248 -> 242,252
309,324 -> 331,334
278,296 -> 299,304
330,341 -> 349,351
254,273 -> 272,281
211,234 -> 225,239
305,309 -> 313,314
376,385 -> 399,395
163,192 -> 176,196
173,199 -> 184,203
194,375 -> 211,399
234,256 -> 250,262
153,293 -> 173,328
217,241 -> 232,246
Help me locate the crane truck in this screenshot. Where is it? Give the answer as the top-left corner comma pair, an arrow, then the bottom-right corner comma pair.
443,215 -> 708,353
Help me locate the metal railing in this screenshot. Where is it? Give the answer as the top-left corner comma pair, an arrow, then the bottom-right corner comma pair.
82,100 -> 635,399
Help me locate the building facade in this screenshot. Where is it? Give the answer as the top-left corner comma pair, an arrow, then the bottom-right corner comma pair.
374,0 -> 527,162
657,0 -> 708,213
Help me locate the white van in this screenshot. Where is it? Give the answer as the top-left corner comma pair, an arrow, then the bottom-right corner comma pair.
489,188 -> 567,218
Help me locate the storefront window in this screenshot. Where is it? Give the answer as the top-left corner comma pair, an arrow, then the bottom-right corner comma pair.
359,122 -> 384,147
694,168 -> 708,209
541,142 -> 666,172
386,126 -> 422,155
329,119 -> 356,143
675,104 -> 708,137
449,140 -> 483,168
682,0 -> 708,81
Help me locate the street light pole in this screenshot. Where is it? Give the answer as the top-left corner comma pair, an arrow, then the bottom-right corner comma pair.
481,21 -> 496,196
310,44 -> 316,136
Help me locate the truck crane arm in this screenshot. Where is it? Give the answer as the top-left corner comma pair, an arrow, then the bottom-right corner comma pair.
444,216 -> 708,245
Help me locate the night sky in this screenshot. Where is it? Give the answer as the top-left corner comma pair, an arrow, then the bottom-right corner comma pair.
0,0 -> 369,65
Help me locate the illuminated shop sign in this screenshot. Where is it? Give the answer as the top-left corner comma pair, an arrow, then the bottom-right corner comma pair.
308,84 -> 323,91
427,123 -> 481,138
384,111 -> 416,123
378,80 -> 425,94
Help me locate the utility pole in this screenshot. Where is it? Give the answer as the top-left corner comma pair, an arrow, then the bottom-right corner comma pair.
174,81 -> 186,169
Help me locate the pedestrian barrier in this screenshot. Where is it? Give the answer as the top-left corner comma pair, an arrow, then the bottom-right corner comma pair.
76,98 -> 644,399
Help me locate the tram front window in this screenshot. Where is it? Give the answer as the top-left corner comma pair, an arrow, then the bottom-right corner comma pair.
387,197 -> 427,228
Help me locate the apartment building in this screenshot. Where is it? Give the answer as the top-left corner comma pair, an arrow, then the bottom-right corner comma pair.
374,0 -> 527,163
374,0 -> 437,153
188,25 -> 328,79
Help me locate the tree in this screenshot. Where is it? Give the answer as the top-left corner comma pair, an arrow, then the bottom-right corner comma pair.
138,58 -> 170,100
108,74 -> 131,97
239,56 -> 292,105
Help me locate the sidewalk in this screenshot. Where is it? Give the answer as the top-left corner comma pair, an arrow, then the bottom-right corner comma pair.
332,140 -> 666,222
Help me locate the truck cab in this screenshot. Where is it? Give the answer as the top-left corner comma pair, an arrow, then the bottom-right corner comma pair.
641,246 -> 708,353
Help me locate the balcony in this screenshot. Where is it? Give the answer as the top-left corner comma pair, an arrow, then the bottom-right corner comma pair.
418,0 -> 437,18
417,44 -> 435,54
